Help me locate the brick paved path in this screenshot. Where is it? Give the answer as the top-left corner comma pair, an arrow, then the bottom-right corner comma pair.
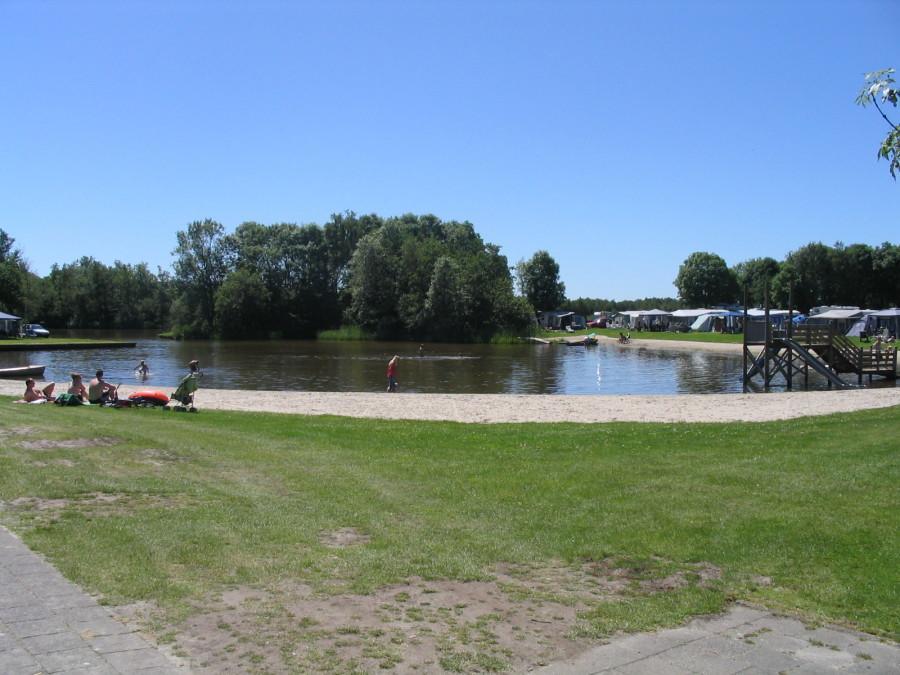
0,526 -> 184,674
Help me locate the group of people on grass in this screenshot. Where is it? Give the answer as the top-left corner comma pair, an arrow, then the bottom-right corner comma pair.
24,369 -> 120,405
19,359 -> 201,406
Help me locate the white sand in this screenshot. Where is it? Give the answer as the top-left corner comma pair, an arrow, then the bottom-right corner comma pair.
597,335 -> 743,353
3,379 -> 898,424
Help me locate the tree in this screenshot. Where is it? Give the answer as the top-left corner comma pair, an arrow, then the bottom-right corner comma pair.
673,252 -> 738,307
732,257 -> 780,307
424,256 -> 465,340
872,242 -> 900,307
829,243 -> 874,308
857,68 -> 900,179
345,215 -> 528,341
516,251 -> 566,311
772,243 -> 835,311
0,229 -> 27,315
214,269 -> 271,338
172,219 -> 228,336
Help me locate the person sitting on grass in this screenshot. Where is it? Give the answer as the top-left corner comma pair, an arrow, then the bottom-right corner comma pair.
23,378 -> 55,403
68,372 -> 89,402
88,369 -> 118,405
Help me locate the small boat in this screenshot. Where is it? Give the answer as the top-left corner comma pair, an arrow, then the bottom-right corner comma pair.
0,365 -> 46,378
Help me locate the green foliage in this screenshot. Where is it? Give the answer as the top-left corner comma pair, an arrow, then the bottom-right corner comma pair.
515,250 -> 566,311
316,325 -> 375,341
857,68 -> 900,179
733,257 -> 780,307
674,252 -> 738,307
0,229 -> 28,316
24,257 -> 172,329
214,269 -> 272,339
346,214 -> 530,341
171,219 -> 229,336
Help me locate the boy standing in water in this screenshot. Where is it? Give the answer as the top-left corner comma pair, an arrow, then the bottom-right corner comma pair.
386,355 -> 399,392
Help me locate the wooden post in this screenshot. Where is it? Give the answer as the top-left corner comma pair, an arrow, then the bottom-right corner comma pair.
787,284 -> 793,390
742,286 -> 749,392
764,282 -> 771,390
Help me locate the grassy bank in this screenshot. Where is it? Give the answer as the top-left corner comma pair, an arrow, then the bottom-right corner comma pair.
0,338 -> 137,351
1,402 -> 897,668
316,326 -> 376,341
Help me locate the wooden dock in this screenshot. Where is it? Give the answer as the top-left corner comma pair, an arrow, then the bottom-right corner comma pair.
744,321 -> 896,389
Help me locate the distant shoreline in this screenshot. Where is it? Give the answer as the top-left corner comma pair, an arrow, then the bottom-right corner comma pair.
0,340 -> 137,352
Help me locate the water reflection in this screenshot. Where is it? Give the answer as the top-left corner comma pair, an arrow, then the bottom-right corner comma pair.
0,330 -> 893,395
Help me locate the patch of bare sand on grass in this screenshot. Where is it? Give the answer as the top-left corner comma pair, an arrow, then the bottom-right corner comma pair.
4,492 -> 194,524
135,558 -> 721,674
18,436 -> 120,450
319,527 -> 372,548
29,458 -> 76,468
139,448 -> 184,466
0,425 -> 37,437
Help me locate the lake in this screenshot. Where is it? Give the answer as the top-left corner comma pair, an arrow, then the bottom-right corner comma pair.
2,331 -> 892,395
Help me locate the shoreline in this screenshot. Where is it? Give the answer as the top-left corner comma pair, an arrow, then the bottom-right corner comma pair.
0,341 -> 136,351
3,380 -> 898,423
595,334 -> 743,352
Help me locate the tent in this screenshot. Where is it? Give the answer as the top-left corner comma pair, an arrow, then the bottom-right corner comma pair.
689,310 -> 742,332
870,308 -> 900,338
0,311 -> 21,337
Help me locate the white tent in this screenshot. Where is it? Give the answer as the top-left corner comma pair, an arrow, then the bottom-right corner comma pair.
746,309 -> 792,317
671,308 -> 726,318
690,314 -> 718,332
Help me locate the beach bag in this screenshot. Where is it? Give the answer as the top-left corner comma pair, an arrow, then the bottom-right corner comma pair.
54,393 -> 83,406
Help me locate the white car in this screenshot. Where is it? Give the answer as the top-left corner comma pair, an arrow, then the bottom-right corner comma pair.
24,323 -> 50,337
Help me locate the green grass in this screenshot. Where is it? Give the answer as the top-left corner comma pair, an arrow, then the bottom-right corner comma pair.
316,325 -> 376,341
538,327 -> 744,343
0,401 -> 898,640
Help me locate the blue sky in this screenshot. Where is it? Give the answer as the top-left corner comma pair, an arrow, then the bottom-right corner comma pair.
2,0 -> 897,299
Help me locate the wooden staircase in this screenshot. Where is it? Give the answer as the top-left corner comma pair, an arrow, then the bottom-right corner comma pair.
781,325 -> 897,381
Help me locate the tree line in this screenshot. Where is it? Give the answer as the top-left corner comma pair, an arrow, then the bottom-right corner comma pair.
2,222 -> 897,338
563,242 -> 899,316
0,214 -> 538,341
673,242 -> 900,311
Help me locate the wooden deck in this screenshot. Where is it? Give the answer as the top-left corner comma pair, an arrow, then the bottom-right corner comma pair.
744,321 -> 896,389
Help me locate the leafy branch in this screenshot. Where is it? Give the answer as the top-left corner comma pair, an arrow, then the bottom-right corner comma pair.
857,68 -> 899,179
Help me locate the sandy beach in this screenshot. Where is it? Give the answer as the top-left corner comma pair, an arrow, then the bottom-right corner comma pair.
596,335 -> 743,352
3,379 -> 898,424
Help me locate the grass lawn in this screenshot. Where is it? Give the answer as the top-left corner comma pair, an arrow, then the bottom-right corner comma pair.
1,401 -> 897,669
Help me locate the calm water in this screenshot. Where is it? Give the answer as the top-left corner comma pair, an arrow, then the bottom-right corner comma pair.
1,330 -> 891,395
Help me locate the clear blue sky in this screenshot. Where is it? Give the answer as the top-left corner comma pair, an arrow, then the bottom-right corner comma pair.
2,0 -> 897,300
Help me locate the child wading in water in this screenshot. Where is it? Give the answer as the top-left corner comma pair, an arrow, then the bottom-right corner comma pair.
386,355 -> 399,392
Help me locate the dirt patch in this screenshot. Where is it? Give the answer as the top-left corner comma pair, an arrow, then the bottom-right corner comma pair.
319,527 -> 371,548
18,437 -> 120,450
0,425 -> 37,437
138,557 -> 722,674
30,459 -> 77,468
4,492 -> 194,524
139,448 -> 183,466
